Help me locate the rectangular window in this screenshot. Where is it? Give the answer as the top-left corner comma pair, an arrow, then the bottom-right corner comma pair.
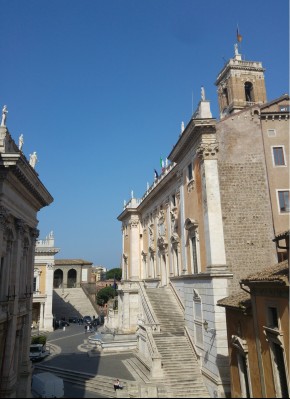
267,129 -> 276,137
172,194 -> 176,207
191,235 -> 198,274
174,248 -> 179,276
268,306 -> 279,328
279,105 -> 290,112
33,277 -> 37,292
273,147 -> 285,166
188,163 -> 193,181
278,191 -> 290,212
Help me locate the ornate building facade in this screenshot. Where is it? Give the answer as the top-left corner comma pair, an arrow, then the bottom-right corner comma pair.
0,119 -> 53,397
116,45 -> 289,397
32,231 -> 60,332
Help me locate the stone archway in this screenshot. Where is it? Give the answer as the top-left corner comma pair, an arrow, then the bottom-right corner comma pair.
53,269 -> 63,288
67,269 -> 77,288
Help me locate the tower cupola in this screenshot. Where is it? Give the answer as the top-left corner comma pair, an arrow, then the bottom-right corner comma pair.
215,44 -> 267,119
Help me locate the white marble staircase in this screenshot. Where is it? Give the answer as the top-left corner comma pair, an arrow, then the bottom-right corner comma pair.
144,287 -> 210,398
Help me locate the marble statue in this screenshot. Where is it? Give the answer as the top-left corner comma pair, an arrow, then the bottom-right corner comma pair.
234,43 -> 239,56
201,86 -> 205,101
181,121 -> 185,133
1,105 -> 8,127
29,151 -> 38,168
18,134 -> 24,151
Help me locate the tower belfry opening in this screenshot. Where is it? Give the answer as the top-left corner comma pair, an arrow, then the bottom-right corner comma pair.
215,44 -> 267,118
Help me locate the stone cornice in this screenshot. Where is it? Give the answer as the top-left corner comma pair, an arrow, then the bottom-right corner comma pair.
168,118 -> 216,164
0,153 -> 53,208
35,247 -> 60,255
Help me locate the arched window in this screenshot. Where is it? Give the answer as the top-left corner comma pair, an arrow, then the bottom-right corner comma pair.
245,82 -> 254,102
67,269 -> 77,288
223,87 -> 229,106
53,269 -> 63,288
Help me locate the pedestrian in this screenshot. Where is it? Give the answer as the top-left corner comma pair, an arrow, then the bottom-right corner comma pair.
113,379 -> 123,391
86,324 -> 90,333
84,325 -> 87,333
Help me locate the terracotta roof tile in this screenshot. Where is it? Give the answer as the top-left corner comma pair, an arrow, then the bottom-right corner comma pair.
217,291 -> 251,309
241,260 -> 289,285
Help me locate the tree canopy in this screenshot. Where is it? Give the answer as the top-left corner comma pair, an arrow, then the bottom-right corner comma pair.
106,267 -> 122,281
96,286 -> 117,306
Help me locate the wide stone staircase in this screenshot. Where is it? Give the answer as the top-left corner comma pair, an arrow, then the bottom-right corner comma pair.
33,363 -> 139,398
53,288 -> 97,320
145,287 -> 210,398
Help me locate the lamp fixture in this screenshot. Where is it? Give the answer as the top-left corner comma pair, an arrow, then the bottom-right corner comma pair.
203,320 -> 216,334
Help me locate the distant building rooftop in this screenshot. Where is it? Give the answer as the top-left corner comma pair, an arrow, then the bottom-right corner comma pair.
54,259 -> 93,266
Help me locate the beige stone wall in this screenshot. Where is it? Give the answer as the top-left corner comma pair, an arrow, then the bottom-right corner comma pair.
217,109 -> 277,292
261,102 -> 289,236
39,264 -> 46,294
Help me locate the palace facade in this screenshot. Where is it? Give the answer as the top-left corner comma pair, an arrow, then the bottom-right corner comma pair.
0,121 -> 53,397
32,231 -> 60,332
116,45 -> 289,397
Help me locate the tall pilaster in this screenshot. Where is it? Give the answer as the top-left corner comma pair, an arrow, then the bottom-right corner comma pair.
129,215 -> 140,280
197,142 -> 227,271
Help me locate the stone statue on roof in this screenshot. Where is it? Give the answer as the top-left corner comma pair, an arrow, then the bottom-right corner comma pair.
1,105 -> 8,127
29,151 -> 38,168
234,43 -> 239,56
19,134 -> 24,151
201,86 -> 205,101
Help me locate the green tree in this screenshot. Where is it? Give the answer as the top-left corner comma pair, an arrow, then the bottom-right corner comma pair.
31,335 -> 47,345
96,286 -> 116,306
106,267 -> 122,281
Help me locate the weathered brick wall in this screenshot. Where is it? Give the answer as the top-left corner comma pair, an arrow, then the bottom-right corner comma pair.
217,111 -> 277,293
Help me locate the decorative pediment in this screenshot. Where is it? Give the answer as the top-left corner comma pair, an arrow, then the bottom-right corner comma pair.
184,218 -> 198,230
231,335 -> 248,354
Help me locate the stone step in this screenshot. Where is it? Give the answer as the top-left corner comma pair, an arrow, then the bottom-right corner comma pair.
145,287 -> 210,397
123,358 -> 151,384
34,364 -> 138,398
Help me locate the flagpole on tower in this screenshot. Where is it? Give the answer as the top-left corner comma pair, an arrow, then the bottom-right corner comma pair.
236,23 -> 242,55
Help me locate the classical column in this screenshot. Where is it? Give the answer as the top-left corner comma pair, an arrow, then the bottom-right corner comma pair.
43,264 -> 54,331
197,142 -> 227,270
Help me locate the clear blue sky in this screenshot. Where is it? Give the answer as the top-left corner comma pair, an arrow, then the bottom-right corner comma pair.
1,0 -> 289,269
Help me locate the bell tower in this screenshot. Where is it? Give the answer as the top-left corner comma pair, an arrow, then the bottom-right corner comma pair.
215,44 -> 267,119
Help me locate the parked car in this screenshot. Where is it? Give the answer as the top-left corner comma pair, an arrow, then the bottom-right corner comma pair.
29,344 -> 50,362
83,315 -> 92,324
68,316 -> 78,323
54,320 -> 70,329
